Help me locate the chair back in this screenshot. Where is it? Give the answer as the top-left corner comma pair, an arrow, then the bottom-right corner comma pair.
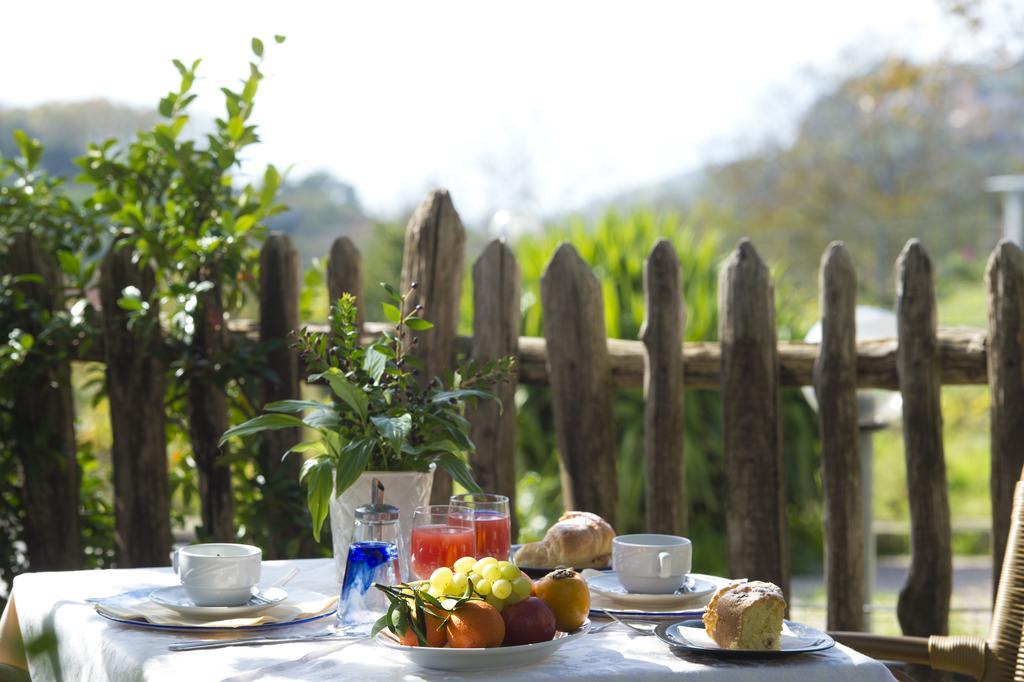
988,473 -> 1024,681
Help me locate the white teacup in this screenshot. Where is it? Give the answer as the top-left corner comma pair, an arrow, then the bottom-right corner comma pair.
171,543 -> 262,607
612,534 -> 692,594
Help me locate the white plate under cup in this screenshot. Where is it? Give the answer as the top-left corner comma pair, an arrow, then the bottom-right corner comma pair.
171,543 -> 262,607
611,534 -> 691,594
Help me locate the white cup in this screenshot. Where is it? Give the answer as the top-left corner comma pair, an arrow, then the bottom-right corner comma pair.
612,534 -> 692,594
171,543 -> 262,607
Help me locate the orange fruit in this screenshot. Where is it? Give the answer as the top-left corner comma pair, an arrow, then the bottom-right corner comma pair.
399,607 -> 448,647
445,600 -> 505,648
535,568 -> 590,631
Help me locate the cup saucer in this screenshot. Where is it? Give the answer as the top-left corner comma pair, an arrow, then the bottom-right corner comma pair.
586,571 -> 717,607
149,585 -> 288,618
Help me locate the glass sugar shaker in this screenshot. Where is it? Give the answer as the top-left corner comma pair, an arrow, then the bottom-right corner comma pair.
337,478 -> 403,633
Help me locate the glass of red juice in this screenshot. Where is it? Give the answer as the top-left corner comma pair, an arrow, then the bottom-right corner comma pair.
409,505 -> 476,580
450,493 -> 511,561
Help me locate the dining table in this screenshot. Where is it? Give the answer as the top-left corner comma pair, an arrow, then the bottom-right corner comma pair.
0,558 -> 897,681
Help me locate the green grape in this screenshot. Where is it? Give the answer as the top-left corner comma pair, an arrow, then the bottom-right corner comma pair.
475,578 -> 492,596
498,563 -> 520,581
428,586 -> 444,598
504,589 -> 527,606
492,579 -> 512,600
472,557 -> 498,574
485,594 -> 505,612
429,567 -> 453,592
511,576 -> 533,597
482,564 -> 501,583
450,572 -> 469,593
453,556 -> 476,574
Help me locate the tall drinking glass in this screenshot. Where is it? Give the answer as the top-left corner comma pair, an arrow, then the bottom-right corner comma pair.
450,493 -> 511,561
410,505 -> 476,580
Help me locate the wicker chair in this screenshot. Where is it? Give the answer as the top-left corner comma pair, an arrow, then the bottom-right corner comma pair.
830,474 -> 1024,681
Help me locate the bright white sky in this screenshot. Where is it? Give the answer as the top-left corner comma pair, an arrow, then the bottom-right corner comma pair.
2,0 -> 971,224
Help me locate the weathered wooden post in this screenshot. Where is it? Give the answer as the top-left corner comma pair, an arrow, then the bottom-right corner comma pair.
718,239 -> 788,597
985,240 -> 1024,596
6,233 -> 82,570
640,239 -> 686,535
328,236 -> 364,333
541,244 -> 618,526
813,242 -> 864,631
895,240 -> 951,681
400,190 -> 466,504
189,278 -> 234,542
99,242 -> 171,567
259,233 -> 306,558
467,239 -> 521,539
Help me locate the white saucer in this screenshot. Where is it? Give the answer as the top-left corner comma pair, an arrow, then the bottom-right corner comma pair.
586,572 -> 718,607
149,585 -> 288,618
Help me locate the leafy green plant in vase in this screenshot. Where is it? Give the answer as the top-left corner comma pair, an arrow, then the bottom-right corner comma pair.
221,284 -> 513,582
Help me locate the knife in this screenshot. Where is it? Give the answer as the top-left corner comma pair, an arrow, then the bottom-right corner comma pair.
168,631 -> 364,651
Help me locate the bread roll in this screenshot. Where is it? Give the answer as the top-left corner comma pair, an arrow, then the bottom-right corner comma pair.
702,581 -> 785,650
513,511 -> 615,568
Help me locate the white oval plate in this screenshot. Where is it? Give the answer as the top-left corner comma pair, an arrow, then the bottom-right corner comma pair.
655,619 -> 835,657
586,572 -> 718,607
375,619 -> 591,671
149,585 -> 287,618
96,589 -> 335,632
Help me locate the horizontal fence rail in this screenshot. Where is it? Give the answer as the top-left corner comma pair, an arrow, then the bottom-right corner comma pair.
75,322 -> 988,390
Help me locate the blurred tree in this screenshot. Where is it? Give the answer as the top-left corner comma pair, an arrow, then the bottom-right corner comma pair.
688,57 -> 1024,301
359,217 -> 409,318
0,100 -> 155,182
267,171 -> 369,265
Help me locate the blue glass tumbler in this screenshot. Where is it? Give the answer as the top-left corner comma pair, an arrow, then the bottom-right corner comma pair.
337,499 -> 402,633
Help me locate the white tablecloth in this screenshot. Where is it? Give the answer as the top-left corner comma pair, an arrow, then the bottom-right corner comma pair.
9,558 -> 895,681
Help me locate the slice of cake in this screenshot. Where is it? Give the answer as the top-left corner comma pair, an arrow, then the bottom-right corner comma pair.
702,581 -> 785,650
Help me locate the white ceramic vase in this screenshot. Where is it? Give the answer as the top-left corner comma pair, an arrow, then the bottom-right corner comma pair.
328,466 -> 435,586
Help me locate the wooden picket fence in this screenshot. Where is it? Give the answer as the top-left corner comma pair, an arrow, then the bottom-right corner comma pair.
13,188 -> 1024,644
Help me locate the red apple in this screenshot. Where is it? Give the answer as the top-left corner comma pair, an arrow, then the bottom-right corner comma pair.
501,597 -> 556,646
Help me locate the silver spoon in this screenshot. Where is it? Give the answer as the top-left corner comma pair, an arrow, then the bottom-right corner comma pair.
250,567 -> 300,605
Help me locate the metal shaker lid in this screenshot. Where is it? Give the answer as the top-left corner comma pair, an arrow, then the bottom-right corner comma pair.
355,478 -> 399,522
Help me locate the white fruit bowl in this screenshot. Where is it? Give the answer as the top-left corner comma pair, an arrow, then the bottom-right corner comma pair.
374,619 -> 591,671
